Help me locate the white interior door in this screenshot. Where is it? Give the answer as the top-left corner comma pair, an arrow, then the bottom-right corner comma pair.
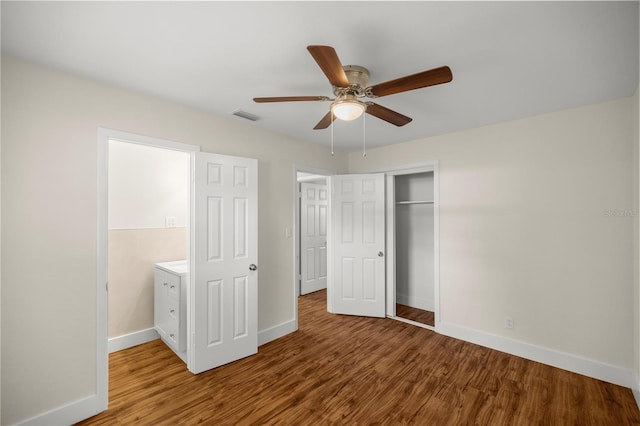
300,182 -> 328,295
190,152 -> 258,374
329,173 -> 386,317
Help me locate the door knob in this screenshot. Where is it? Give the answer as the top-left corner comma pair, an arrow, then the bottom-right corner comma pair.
378,251 -> 384,257
249,264 -> 257,271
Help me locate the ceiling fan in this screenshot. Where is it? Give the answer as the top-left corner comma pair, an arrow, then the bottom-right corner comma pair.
254,45 -> 453,130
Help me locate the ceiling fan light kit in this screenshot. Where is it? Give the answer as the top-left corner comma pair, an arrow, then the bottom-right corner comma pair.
331,96 -> 366,121
253,45 -> 452,153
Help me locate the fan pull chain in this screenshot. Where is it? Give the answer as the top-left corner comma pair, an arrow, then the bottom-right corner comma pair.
330,110 -> 335,156
362,111 -> 367,158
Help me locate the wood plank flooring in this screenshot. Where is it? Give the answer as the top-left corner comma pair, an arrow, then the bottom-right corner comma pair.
77,290 -> 640,425
396,303 -> 435,326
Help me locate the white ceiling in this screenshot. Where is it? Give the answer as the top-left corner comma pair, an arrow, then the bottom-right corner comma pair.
2,1 -> 638,152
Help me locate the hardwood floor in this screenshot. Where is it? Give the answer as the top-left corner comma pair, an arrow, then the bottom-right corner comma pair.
77,290 -> 640,425
396,303 -> 435,326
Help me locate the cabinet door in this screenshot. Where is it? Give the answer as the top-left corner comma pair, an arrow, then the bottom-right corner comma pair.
154,269 -> 171,339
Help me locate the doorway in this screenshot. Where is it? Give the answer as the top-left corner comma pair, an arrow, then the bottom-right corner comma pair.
297,172 -> 329,296
293,166 -> 332,331
97,128 -> 199,410
385,164 -> 439,330
107,139 -> 191,355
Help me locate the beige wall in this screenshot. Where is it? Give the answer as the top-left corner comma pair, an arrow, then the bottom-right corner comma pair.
108,228 -> 187,338
2,53 -> 637,423
0,57 -> 348,425
108,139 -> 190,340
349,97 -> 634,369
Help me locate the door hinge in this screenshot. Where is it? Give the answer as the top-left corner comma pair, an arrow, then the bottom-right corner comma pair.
106,281 -> 109,292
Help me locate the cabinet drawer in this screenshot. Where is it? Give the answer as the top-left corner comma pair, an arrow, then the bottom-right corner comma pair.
165,323 -> 179,348
167,297 -> 179,322
156,269 -> 180,299
166,276 -> 180,300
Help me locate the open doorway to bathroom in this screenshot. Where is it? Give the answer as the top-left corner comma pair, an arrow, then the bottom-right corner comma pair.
107,138 -> 190,355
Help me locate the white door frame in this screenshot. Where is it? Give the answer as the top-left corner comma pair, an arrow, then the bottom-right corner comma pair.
97,128 -> 200,410
382,161 -> 440,331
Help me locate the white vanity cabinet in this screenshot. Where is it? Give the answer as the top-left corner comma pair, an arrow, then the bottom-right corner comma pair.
154,260 -> 188,363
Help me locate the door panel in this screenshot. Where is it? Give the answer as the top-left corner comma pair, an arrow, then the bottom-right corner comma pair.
191,152 -> 257,374
300,182 -> 328,295
330,174 -> 386,317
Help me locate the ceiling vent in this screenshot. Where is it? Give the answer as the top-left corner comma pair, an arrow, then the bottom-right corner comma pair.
232,109 -> 260,122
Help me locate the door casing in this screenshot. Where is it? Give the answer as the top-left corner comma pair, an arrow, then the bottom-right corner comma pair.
98,128 -> 200,411
383,162 -> 439,330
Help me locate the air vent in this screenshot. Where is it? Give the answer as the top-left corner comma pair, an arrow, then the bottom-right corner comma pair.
232,109 -> 260,122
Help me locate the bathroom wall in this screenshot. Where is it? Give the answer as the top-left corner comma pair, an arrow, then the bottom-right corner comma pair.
107,141 -> 189,338
108,140 -> 189,338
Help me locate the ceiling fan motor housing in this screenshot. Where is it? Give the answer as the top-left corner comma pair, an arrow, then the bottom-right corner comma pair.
334,65 -> 370,98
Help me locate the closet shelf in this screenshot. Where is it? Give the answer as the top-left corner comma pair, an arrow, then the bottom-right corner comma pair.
395,200 -> 434,205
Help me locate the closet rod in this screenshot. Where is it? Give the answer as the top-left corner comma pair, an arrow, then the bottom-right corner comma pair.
395,200 -> 434,205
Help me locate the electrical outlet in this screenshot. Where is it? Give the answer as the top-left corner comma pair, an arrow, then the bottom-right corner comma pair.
504,316 -> 514,329
165,216 -> 177,228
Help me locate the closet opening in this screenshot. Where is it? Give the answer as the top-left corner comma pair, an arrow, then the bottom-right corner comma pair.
386,165 -> 438,330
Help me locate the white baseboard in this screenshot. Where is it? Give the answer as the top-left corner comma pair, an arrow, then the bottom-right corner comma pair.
108,327 -> 159,353
437,321 -> 632,388
396,293 -> 434,311
633,370 -> 640,411
16,394 -> 104,426
258,318 -> 297,346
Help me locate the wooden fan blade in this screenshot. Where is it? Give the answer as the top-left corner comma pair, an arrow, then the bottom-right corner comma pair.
254,96 -> 329,103
367,66 -> 452,98
365,103 -> 412,127
307,45 -> 350,88
313,111 -> 335,130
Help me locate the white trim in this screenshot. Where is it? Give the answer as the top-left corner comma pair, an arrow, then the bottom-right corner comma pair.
389,315 -> 435,332
108,328 -> 160,353
437,321 -> 633,388
382,161 -> 439,327
96,129 -> 109,413
97,128 -> 200,422
104,128 -> 200,153
385,174 -> 396,316
17,395 -> 103,426
258,319 -> 297,346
